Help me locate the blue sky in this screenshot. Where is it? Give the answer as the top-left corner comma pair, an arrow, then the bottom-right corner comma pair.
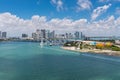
0,0 -> 119,20
0,0 -> 120,37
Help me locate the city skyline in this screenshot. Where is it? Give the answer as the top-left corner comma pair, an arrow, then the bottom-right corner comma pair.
0,0 -> 120,37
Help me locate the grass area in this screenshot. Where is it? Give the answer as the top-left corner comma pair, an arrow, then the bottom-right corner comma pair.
111,45 -> 120,51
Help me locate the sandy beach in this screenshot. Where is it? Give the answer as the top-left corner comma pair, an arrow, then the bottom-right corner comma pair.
61,46 -> 120,56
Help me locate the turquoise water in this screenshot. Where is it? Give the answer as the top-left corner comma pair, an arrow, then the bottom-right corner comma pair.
0,42 -> 120,80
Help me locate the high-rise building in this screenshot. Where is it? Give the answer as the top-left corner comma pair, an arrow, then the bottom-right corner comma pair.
41,29 -> 46,39
74,31 -> 80,39
32,33 -> 37,40
65,33 -> 69,39
32,29 -> 48,40
0,31 -> 1,38
68,33 -> 73,39
2,32 -> 7,38
36,29 -> 41,40
81,32 -> 83,40
74,31 -> 83,40
46,30 -> 50,39
50,30 -> 55,39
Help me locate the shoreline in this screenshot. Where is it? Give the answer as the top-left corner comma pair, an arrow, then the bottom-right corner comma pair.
61,46 -> 120,56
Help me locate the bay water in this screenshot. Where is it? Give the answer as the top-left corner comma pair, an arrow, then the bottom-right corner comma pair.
0,42 -> 120,80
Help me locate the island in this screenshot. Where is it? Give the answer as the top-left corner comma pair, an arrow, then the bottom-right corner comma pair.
62,40 -> 120,56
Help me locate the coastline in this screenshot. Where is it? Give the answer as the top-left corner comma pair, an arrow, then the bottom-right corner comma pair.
61,46 -> 120,56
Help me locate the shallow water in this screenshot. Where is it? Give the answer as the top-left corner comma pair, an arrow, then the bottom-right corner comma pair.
0,42 -> 120,80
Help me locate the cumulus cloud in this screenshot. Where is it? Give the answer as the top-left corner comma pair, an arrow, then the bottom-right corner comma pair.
91,4 -> 111,20
51,0 -> 63,11
0,12 -> 47,37
116,7 -> 120,15
0,12 -> 120,37
76,0 -> 92,11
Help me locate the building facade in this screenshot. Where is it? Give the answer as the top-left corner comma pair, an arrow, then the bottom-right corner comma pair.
2,32 -> 7,38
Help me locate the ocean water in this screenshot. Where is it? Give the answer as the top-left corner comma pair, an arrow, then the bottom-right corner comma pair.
0,42 -> 120,80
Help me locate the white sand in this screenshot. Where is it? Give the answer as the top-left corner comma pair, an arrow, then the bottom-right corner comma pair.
61,46 -> 120,56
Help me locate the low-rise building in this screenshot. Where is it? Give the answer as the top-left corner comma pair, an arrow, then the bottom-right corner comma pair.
115,40 -> 120,45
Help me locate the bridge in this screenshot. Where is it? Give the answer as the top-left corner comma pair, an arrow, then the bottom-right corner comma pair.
85,36 -> 120,40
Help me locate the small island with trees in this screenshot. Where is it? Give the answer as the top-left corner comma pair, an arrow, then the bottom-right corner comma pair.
62,40 -> 120,56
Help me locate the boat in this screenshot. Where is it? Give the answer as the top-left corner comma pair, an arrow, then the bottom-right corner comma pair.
49,43 -> 53,46
40,38 -> 43,48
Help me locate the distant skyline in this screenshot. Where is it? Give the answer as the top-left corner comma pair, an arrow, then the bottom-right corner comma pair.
0,0 -> 120,37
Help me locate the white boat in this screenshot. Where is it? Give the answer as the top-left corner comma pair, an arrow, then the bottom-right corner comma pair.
40,38 -> 43,48
49,43 -> 53,46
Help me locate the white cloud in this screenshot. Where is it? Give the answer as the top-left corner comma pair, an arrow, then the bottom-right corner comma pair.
51,0 -> 63,12
116,7 -> 120,15
0,12 -> 120,37
76,0 -> 92,11
91,4 -> 111,20
0,12 -> 47,37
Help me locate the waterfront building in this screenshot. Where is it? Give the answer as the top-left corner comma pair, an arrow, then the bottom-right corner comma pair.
68,33 -> 73,39
2,32 -> 7,38
74,31 -> 83,40
41,29 -> 46,39
46,30 -> 51,39
32,33 -> 37,40
32,29 -> 55,40
0,31 -> 1,39
36,29 -> 41,40
22,34 -> 28,38
56,34 -> 65,39
65,33 -> 69,39
31,29 -> 88,41
74,31 -> 79,39
115,40 -> 120,45
81,34 -> 86,40
49,30 -> 55,39
31,29 -> 41,41
46,30 -> 50,39
65,33 -> 74,39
